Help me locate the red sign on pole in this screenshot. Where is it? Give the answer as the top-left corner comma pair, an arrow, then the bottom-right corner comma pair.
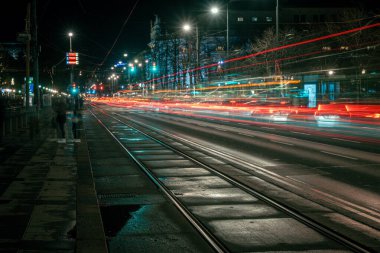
66,52 -> 79,65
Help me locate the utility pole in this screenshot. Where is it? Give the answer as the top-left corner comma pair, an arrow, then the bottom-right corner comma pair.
32,0 -> 40,108
226,3 -> 229,59
276,0 -> 279,41
25,4 -> 31,110
195,25 -> 199,97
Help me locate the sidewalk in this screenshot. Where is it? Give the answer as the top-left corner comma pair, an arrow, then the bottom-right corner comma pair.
0,109 -> 107,252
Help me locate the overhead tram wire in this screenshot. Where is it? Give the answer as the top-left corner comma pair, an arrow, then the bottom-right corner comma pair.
135,22 -> 380,89
93,0 -> 141,75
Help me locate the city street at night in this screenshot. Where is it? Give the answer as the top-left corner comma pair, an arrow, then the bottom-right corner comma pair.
1,0 -> 379,252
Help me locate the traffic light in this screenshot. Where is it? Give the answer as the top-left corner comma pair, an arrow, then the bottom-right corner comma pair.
71,83 -> 78,94
152,62 -> 157,72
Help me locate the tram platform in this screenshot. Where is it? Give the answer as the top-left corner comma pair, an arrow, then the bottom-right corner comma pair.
0,109 -> 107,252
0,108 -> 212,253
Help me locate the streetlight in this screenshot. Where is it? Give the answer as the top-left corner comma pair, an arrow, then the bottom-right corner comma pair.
182,23 -> 199,93
276,0 -> 279,41
183,23 -> 191,32
68,32 -> 73,52
182,23 -> 199,55
108,74 -> 119,95
210,4 -> 229,58
68,32 -> 74,97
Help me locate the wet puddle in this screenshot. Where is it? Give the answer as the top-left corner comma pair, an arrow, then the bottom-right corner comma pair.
100,205 -> 141,237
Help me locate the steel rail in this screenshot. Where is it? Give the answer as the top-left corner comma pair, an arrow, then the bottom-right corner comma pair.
89,108 -> 228,253
91,105 -> 373,253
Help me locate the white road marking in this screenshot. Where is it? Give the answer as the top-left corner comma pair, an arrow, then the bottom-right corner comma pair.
332,138 -> 361,143
320,150 -> 358,160
291,131 -> 311,136
238,132 -> 255,137
271,140 -> 294,146
261,127 -> 275,130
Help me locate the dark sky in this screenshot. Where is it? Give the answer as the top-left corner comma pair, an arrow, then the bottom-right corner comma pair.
0,0 -> 211,72
1,0 -> 378,86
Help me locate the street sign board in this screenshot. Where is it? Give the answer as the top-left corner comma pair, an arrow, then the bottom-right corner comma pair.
66,52 -> 79,65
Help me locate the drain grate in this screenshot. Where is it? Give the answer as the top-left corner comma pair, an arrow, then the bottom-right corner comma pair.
98,193 -> 136,199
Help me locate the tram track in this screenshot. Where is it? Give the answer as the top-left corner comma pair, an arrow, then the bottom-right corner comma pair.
89,104 -> 375,252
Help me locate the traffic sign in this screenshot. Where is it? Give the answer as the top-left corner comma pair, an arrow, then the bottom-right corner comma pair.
66,52 -> 79,65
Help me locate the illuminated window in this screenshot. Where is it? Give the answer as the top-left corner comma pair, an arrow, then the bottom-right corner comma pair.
251,17 -> 258,22
266,16 -> 273,22
237,17 -> 244,22
216,46 -> 224,51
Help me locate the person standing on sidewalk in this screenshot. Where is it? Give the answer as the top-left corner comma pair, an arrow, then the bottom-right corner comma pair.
71,109 -> 81,140
53,97 -> 67,141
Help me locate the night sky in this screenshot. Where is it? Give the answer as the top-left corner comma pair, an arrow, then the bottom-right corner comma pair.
0,0 -> 378,87
1,0 -> 209,71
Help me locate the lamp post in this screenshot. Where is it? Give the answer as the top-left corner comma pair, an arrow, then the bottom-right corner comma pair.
68,32 -> 74,102
182,23 -> 199,96
210,3 -> 229,58
276,0 -> 279,41
68,32 -> 73,52
108,74 -> 118,96
182,23 -> 198,65
152,62 -> 157,93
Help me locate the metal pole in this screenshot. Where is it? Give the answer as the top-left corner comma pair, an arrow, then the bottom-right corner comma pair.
276,0 -> 279,41
226,3 -> 229,58
25,3 -> 31,110
70,67 -> 74,86
32,0 -> 40,108
195,24 -> 199,93
69,35 -> 73,89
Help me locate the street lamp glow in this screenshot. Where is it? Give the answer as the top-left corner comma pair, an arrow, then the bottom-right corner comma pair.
123,53 -> 128,57
209,5 -> 229,57
68,32 -> 74,52
328,70 -> 334,75
210,6 -> 219,14
134,59 -> 138,63
183,23 -> 191,32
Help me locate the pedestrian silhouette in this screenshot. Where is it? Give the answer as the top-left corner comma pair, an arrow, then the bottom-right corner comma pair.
72,109 -> 81,140
53,98 -> 67,140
